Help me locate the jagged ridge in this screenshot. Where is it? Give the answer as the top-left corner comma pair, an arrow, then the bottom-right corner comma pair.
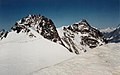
57,19 -> 106,54
11,14 -> 64,45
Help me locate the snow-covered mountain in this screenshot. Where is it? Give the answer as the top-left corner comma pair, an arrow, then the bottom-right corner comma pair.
100,27 -> 115,33
10,14 -> 64,45
0,26 -> 74,75
0,14 -> 119,75
0,14 -> 75,75
57,19 -> 106,54
100,25 -> 120,43
0,15 -> 106,54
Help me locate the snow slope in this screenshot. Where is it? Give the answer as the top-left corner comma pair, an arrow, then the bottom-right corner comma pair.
0,14 -> 119,75
0,31 -> 74,75
33,43 -> 120,75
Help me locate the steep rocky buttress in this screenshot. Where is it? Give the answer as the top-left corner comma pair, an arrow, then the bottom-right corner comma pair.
10,14 -> 64,45
57,19 -> 106,54
0,29 -> 8,40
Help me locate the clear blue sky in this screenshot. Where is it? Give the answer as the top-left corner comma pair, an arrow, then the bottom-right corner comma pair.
0,0 -> 119,30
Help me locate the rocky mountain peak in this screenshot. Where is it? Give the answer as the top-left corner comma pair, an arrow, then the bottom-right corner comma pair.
66,19 -> 91,33
58,19 -> 106,54
11,14 -> 64,45
79,19 -> 89,25
0,29 -> 8,40
78,19 -> 90,27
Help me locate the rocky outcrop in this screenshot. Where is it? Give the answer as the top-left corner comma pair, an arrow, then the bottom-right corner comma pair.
11,14 -> 64,45
57,19 -> 106,54
0,29 -> 8,40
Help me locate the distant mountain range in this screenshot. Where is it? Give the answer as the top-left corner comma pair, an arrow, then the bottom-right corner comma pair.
100,25 -> 120,43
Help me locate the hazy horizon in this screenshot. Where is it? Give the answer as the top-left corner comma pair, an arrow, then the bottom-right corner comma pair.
0,0 -> 119,30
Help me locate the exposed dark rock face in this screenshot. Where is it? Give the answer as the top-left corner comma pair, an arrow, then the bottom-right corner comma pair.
11,14 -> 64,45
58,19 -> 106,54
0,29 -> 8,40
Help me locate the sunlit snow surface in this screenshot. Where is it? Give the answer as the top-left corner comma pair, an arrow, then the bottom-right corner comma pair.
33,43 -> 120,75
0,31 -> 74,75
0,31 -> 120,75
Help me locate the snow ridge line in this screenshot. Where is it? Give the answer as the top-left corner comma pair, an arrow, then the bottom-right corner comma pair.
0,38 -> 41,45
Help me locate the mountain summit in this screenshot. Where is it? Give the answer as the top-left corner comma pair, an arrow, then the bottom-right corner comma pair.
57,19 -> 106,54
11,14 -> 64,45
0,14 -> 106,54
